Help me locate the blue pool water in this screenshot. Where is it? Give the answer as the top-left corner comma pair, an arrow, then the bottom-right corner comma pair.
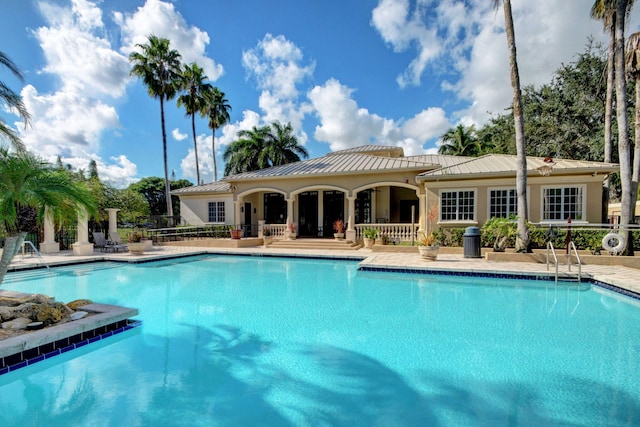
0,255 -> 639,426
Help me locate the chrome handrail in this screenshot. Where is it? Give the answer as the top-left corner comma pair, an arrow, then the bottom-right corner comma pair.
546,241 -> 558,285
567,241 -> 582,283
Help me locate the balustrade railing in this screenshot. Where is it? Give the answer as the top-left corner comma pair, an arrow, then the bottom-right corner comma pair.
354,223 -> 419,242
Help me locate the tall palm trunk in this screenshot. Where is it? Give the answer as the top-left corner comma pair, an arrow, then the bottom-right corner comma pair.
212,133 -> 218,181
614,0 -> 633,255
0,232 -> 26,286
604,29 -> 615,190
501,0 -> 529,252
191,114 -> 200,185
160,97 -> 173,218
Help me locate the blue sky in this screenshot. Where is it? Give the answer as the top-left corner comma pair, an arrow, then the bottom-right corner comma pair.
3,0 -> 639,188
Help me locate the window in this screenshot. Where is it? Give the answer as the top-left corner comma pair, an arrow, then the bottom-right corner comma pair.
543,186 -> 584,221
440,190 -> 475,221
489,188 -> 517,218
208,201 -> 225,223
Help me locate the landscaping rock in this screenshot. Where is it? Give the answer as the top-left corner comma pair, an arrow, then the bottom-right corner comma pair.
67,299 -> 93,310
35,302 -> 72,325
2,317 -> 32,330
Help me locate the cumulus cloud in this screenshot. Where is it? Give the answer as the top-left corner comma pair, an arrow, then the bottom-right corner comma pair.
172,128 -> 188,141
370,0 -> 632,126
115,0 -> 223,81
308,79 -> 450,154
180,133 -> 211,184
35,0 -> 130,97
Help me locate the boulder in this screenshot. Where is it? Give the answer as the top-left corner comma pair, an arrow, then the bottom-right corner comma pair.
1,317 -> 32,330
67,299 -> 93,310
35,302 -> 72,325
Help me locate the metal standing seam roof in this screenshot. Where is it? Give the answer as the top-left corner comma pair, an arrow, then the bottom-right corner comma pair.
325,144 -> 404,157
416,154 -> 619,180
223,152 -> 438,181
172,180 -> 231,195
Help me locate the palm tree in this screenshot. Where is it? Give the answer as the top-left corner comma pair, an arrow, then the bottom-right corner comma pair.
204,87 -> 231,182
223,125 -> 270,176
1,52 -> 31,150
261,122 -> 309,166
591,1 -> 617,193
177,63 -> 212,185
438,124 -> 481,156
0,149 -> 97,286
493,0 -> 529,252
129,35 -> 182,218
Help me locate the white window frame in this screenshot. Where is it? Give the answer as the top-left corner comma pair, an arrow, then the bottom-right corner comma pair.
208,201 -> 226,223
439,189 -> 477,223
540,185 -> 587,222
487,187 -> 518,219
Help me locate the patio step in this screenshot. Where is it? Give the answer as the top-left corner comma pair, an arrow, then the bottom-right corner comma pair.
267,238 -> 362,251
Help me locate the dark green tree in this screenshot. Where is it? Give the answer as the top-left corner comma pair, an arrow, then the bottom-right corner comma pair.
223,125 -> 270,176
129,35 -> 182,218
438,124 -> 482,156
129,176 -> 192,217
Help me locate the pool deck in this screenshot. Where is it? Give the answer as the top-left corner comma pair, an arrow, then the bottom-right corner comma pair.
7,243 -> 640,297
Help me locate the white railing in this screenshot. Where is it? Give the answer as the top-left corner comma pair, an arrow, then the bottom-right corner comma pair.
354,223 -> 419,242
263,224 -> 288,239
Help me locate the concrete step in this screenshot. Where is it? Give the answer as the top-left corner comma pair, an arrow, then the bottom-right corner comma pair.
268,238 -> 362,250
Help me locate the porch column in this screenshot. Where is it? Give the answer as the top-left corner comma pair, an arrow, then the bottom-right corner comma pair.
106,208 -> 119,238
371,188 -> 377,223
40,207 -> 60,254
317,190 -> 324,233
286,198 -> 294,230
234,198 -> 243,227
418,194 -> 426,233
72,207 -> 94,255
346,196 -> 356,242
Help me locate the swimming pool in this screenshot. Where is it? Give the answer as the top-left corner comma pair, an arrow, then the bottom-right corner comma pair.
0,255 -> 639,426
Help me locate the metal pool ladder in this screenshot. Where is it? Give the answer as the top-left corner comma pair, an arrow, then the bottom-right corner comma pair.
546,241 -> 581,284
21,240 -> 50,270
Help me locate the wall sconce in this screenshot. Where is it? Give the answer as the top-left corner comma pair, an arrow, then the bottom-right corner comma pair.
240,206 -> 244,213
253,208 -> 256,214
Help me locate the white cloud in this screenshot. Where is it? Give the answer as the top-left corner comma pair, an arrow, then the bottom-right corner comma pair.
180,133 -> 211,184
35,0 -> 130,98
172,128 -> 188,141
116,0 -> 223,81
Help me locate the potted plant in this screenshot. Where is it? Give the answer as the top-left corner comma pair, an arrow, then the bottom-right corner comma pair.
418,231 -> 439,261
127,229 -> 146,255
229,226 -> 243,239
262,227 -> 273,246
287,223 -> 296,240
362,228 -> 378,249
333,219 -> 345,240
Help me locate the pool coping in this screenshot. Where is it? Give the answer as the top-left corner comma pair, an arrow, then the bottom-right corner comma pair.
0,303 -> 140,375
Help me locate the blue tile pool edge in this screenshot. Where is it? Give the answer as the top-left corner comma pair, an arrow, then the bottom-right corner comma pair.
0,319 -> 141,376
357,265 -> 640,301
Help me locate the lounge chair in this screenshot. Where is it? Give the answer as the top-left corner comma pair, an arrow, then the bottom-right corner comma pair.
92,232 -> 107,251
106,231 -> 128,252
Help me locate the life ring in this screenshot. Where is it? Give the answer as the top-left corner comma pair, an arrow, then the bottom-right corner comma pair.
602,232 -> 625,253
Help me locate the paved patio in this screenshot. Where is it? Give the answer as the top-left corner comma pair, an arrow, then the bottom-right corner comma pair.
7,243 -> 640,297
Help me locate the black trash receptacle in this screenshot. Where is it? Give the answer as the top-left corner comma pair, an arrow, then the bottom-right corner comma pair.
463,226 -> 481,258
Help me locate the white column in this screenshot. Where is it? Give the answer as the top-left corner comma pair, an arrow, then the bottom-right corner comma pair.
346,196 -> 356,242
418,194 -> 426,233
106,208 -> 120,238
40,207 -> 60,254
371,188 -> 377,223
234,198 -> 243,227
317,190 -> 324,234
286,197 -> 295,237
73,207 -> 94,255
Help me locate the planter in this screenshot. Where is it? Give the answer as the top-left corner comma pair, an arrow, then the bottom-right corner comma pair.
128,242 -> 146,255
143,239 -> 153,251
287,232 -> 297,240
230,229 -> 243,240
263,236 -> 273,246
334,233 -> 344,240
363,237 -> 374,249
418,245 -> 439,261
